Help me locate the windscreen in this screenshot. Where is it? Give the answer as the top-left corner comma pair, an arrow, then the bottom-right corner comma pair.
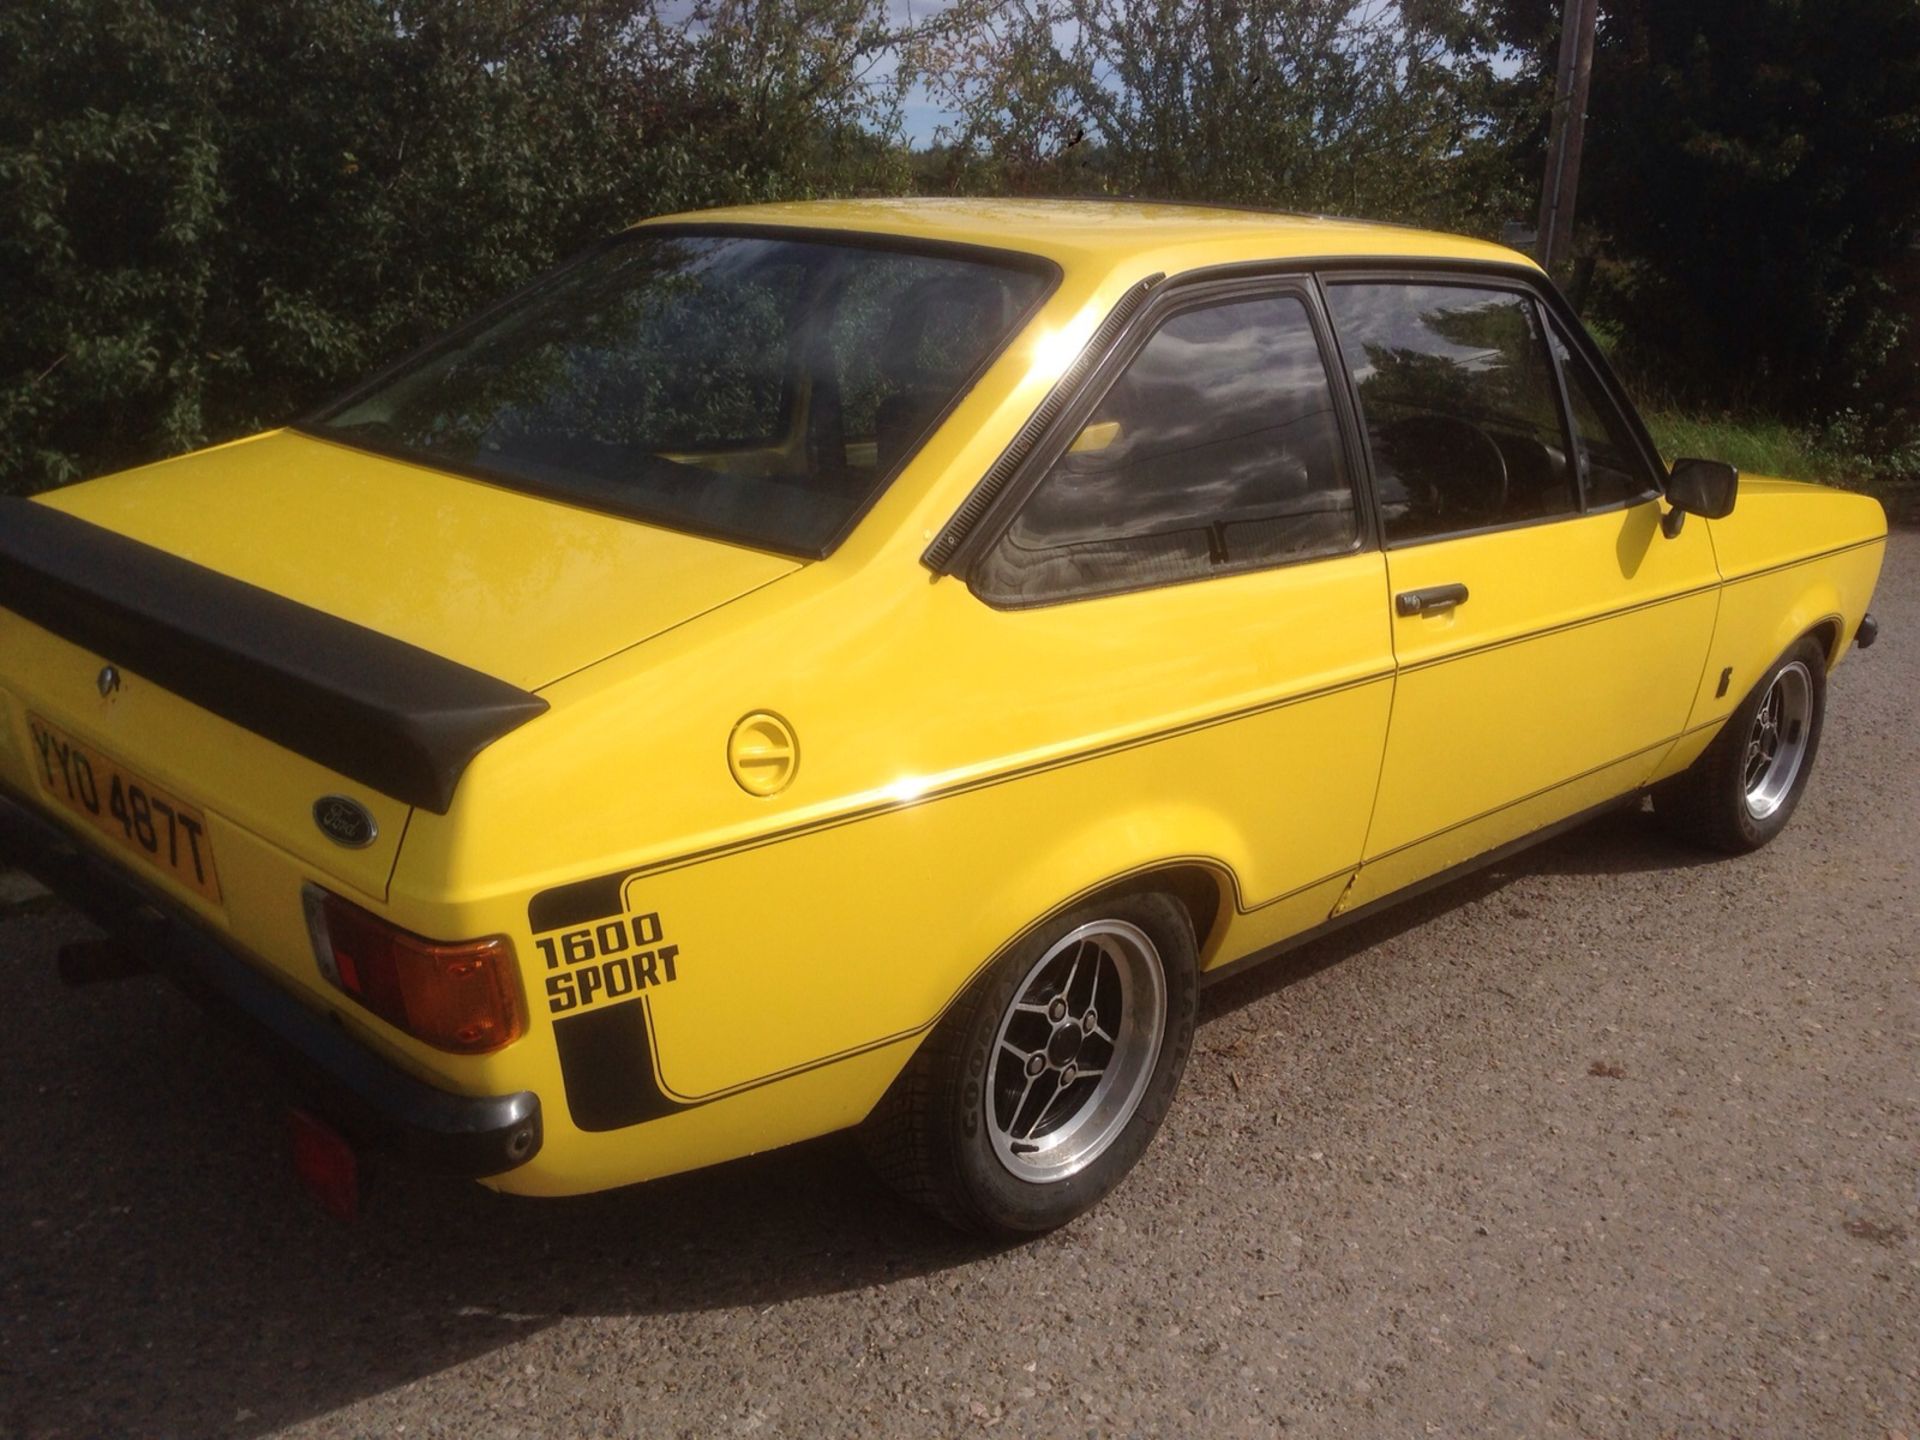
310,232 -> 1053,556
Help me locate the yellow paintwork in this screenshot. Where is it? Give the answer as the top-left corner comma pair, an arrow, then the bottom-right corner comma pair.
32,430 -> 800,692
0,200 -> 1889,1196
1346,502 -> 1723,905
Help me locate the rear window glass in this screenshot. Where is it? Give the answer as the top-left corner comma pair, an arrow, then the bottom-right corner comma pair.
310,233 -> 1053,556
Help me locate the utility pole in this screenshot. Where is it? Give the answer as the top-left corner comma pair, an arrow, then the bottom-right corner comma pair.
1538,0 -> 1600,279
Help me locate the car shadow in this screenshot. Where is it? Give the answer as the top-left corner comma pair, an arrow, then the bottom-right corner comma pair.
0,800 -> 1732,1438
0,915 -> 992,1439
1201,801 -> 1727,1023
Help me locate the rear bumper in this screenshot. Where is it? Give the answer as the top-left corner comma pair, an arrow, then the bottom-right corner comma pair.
0,785 -> 542,1178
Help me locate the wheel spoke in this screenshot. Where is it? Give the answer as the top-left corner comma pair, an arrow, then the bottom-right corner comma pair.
983,919 -> 1170,1183
1068,940 -> 1095,1001
1075,947 -> 1103,1011
1740,661 -> 1817,823
1006,1070 -> 1043,1140
1030,1071 -> 1095,1137
1015,1073 -> 1063,1141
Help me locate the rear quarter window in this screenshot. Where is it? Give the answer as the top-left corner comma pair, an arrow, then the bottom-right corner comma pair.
975,291 -> 1359,605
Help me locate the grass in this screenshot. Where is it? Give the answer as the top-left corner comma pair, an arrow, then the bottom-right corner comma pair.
1587,315 -> 1911,498
1640,409 -> 1861,484
1639,407 -> 1918,522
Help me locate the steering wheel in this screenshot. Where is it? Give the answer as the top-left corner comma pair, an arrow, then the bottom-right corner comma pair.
1379,415 -> 1510,525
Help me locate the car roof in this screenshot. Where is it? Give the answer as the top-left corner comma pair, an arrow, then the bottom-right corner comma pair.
635,197 -> 1535,275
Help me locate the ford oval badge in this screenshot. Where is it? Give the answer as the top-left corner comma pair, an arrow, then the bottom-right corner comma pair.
313,795 -> 378,849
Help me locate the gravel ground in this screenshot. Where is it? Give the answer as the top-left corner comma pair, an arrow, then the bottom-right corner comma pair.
2,534 -> 1915,1440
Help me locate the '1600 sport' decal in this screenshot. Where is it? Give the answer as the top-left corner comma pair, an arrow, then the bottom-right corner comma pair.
535,910 -> 681,1015
529,866 -> 927,1134
529,874 -> 696,1132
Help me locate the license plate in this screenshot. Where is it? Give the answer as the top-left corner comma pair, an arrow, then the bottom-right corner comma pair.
26,714 -> 222,904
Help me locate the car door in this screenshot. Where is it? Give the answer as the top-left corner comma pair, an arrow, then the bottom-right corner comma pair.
962,278 -> 1398,955
1321,273 -> 1721,907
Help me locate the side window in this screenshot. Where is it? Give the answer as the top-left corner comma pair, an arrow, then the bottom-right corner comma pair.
975,292 -> 1358,604
1326,282 -> 1578,543
1548,323 -> 1656,509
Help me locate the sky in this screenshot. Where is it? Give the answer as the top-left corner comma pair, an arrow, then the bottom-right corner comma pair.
890,0 -> 957,145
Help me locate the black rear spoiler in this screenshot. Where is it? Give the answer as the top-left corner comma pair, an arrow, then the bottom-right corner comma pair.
0,498 -> 547,814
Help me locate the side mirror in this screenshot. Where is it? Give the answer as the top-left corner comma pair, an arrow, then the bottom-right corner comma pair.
1662,457 -> 1739,537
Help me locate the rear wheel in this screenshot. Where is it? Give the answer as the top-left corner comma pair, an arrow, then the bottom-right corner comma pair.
863,890 -> 1197,1236
1654,635 -> 1829,853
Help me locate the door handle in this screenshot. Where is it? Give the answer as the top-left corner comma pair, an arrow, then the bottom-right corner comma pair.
1395,583 -> 1470,617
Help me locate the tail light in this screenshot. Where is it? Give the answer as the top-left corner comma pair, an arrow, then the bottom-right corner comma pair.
302,886 -> 525,1053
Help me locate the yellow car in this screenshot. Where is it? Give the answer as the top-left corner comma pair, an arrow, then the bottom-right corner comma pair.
0,200 -> 1887,1234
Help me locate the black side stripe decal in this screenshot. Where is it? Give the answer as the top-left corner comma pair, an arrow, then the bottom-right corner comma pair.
555,999 -> 681,1132
545,713 -> 1740,1131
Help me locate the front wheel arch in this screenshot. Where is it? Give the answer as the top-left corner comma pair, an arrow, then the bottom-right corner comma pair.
1656,632 -> 1830,854
1807,616 -> 1843,669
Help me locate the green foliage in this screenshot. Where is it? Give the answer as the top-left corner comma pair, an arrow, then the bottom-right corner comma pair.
907,0 -> 1527,233
3,0 -> 1915,494
1492,0 -> 1920,470
1643,405 -> 1920,491
0,0 -> 908,493
1591,1 -> 1920,408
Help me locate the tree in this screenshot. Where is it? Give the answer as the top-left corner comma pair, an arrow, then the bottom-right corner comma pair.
910,0 -> 1524,232
1497,0 -> 1920,435
0,0 -> 908,493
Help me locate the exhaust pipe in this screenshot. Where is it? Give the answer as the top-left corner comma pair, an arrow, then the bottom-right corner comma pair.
57,934 -> 153,986
57,904 -> 167,986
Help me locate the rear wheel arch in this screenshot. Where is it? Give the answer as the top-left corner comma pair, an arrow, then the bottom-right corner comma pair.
961,800 -> 1251,986
864,884 -> 1203,1234
1085,862 -> 1231,961
1012,858 -> 1236,970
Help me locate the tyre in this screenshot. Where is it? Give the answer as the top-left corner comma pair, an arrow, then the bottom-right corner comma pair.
1653,634 -> 1829,853
863,889 -> 1198,1237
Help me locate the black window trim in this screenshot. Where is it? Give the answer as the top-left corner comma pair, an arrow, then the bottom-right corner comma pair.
1530,288 -> 1590,508
1536,306 -> 1666,515
955,269 -> 1376,610
1317,266 -> 1666,550
293,222 -> 1064,562
931,254 -> 1671,587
